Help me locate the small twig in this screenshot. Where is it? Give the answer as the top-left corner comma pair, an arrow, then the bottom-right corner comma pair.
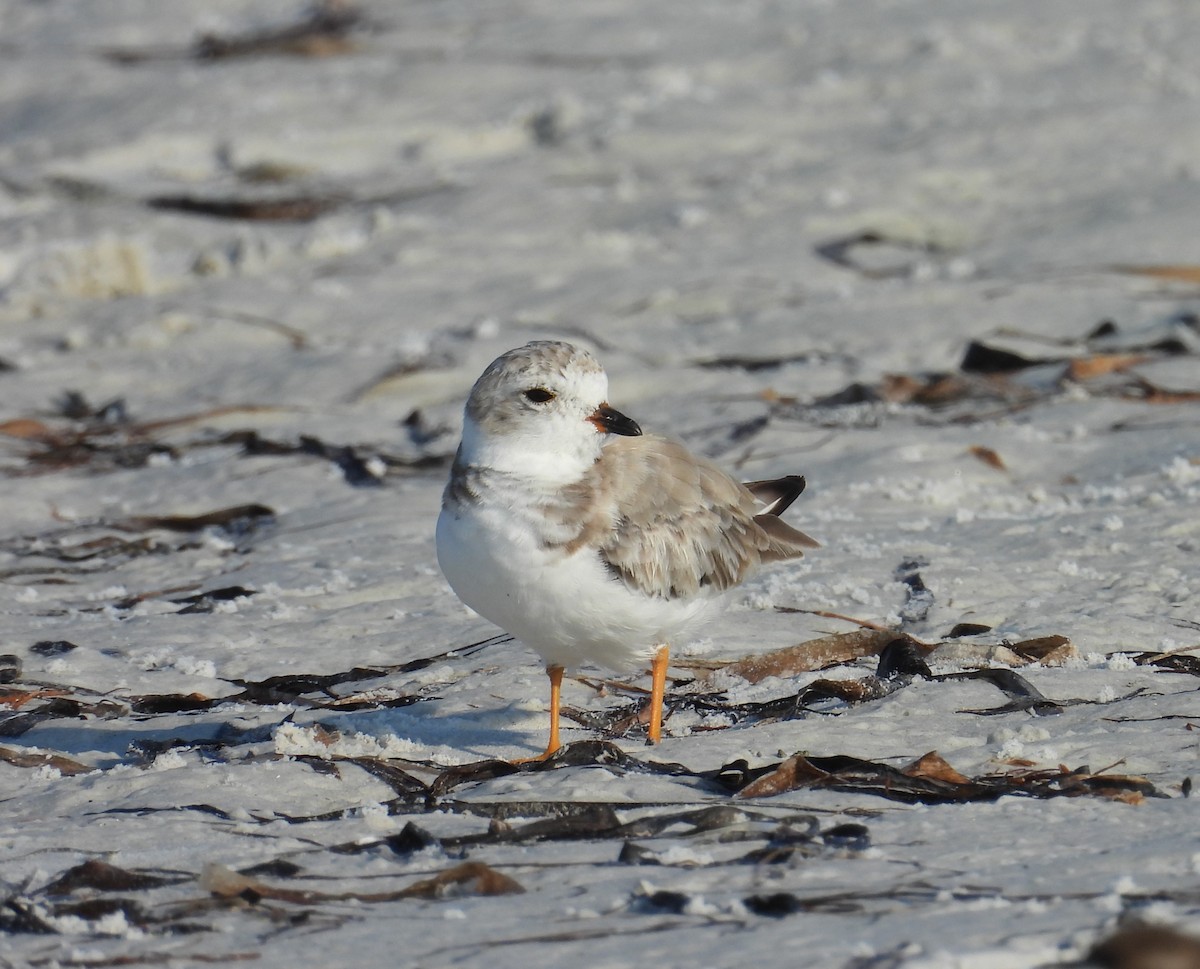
773,607 -> 895,632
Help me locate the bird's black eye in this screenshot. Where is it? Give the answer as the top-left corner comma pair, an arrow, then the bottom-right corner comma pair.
523,388 -> 555,403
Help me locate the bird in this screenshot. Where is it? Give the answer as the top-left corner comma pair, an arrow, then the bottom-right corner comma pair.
436,340 -> 818,759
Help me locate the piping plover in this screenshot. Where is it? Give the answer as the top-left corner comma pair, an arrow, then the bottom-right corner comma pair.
436,341 -> 818,757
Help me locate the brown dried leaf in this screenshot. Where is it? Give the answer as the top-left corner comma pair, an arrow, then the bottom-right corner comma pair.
201,864 -> 316,904
0,418 -> 57,440
44,859 -> 181,894
120,503 -> 276,534
879,374 -> 929,403
968,445 -> 1007,471
1109,264 -> 1200,284
1066,353 -> 1148,381
735,755 -> 827,799
0,744 -> 93,775
1008,634 -> 1076,665
716,629 -> 899,685
1132,384 -> 1200,404
1101,789 -> 1146,806
0,687 -> 72,710
202,859 -> 524,905
397,862 -> 525,899
903,751 -> 971,785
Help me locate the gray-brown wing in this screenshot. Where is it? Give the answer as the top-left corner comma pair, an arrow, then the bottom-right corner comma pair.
557,436 -> 814,600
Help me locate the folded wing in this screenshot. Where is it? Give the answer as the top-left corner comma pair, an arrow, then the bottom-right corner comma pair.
545,435 -> 818,600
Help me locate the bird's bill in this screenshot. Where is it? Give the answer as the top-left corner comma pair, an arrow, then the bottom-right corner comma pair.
588,403 -> 642,437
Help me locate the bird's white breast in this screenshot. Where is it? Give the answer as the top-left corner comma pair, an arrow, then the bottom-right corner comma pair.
436,495 -> 713,671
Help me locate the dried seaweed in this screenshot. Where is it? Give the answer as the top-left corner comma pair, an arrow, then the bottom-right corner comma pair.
169,585 -> 258,614
1087,923 -> 1200,969
201,859 -> 523,904
0,744 -> 93,775
146,194 -> 344,222
695,353 -> 822,372
145,180 -> 455,223
42,860 -> 188,895
222,429 -> 449,478
723,751 -> 1161,804
774,314 -> 1200,425
104,2 -> 367,64
814,231 -> 948,280
118,505 -> 275,536
29,640 -> 78,657
0,398 -> 448,480
1131,651 -> 1200,676
705,628 -> 908,684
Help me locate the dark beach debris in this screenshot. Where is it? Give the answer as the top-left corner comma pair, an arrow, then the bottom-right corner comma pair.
3,427 -> 177,474
948,622 -> 993,638
201,859 -> 523,904
723,749 -> 1161,805
634,883 -> 864,917
895,558 -> 934,625
695,352 -> 823,372
56,391 -> 129,425
0,692 -> 128,738
1086,922 -> 1200,969
634,889 -> 693,914
0,744 -> 93,775
118,504 -> 276,537
239,858 -> 305,880
0,505 -> 276,579
42,860 -> 189,896
875,637 -> 933,681
0,654 -> 21,683
127,692 -> 224,716
147,194 -> 344,222
960,340 -> 1043,374
1131,651 -> 1200,676
385,822 -> 441,856
814,230 -> 950,280
295,739 -> 1166,824
104,1 -> 368,64
169,585 -> 258,614
936,667 -> 1068,715
685,638 -> 1111,725
772,314 -> 1200,424
2,638 -> 503,744
742,893 -> 811,917
223,428 -> 449,479
1007,634 -> 1075,664
967,444 -> 1007,471
0,400 -> 449,479
144,180 -> 455,223
298,435 -> 384,487
29,640 -> 79,657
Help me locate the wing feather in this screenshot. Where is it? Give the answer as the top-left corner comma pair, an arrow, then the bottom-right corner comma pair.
542,435 -> 816,600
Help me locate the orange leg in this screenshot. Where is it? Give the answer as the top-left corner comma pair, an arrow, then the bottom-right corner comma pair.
545,664 -> 564,756
648,645 -> 669,744
513,665 -> 564,763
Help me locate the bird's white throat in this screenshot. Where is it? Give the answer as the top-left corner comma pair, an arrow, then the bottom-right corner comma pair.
457,413 -> 603,486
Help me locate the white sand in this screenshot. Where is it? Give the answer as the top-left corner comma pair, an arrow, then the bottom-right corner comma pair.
1,2 -> 1198,966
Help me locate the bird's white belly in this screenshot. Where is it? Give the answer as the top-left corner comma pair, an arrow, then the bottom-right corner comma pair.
436,502 -> 712,671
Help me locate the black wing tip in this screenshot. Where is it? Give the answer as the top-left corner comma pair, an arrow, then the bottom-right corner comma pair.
744,474 -> 807,517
